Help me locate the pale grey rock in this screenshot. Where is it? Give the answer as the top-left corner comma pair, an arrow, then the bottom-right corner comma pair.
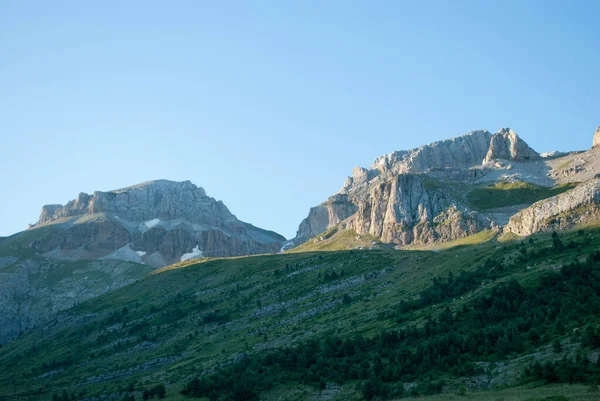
29,180 -> 285,265
506,177 -> 600,236
593,126 -> 600,148
370,130 -> 492,176
482,128 -> 540,164
292,127 -> 573,248
541,150 -> 568,159
343,174 -> 491,245
294,194 -> 358,245
37,180 -> 229,227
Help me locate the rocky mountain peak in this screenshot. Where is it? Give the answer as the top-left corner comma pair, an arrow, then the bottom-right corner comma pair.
593,126 -> 600,148
28,179 -> 285,267
293,127 -> 571,248
35,179 -> 221,226
482,128 -> 540,164
369,130 -> 492,175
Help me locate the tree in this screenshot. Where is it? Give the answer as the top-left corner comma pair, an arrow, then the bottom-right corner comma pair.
361,379 -> 379,400
552,339 -> 562,353
552,231 -> 564,251
155,384 -> 166,399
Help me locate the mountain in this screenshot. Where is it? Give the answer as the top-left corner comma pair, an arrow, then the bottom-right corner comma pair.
293,127 -> 600,249
30,179 -> 285,265
0,180 -> 285,343
2,130 -> 600,401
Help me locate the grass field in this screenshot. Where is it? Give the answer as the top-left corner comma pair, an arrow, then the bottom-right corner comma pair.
467,182 -> 578,210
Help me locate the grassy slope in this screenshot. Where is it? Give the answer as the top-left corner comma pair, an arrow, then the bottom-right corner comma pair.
289,227 -> 385,253
0,227 -> 599,400
403,229 -> 498,251
467,182 -> 578,210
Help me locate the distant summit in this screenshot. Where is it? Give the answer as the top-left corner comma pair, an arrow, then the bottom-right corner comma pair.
30,179 -> 285,266
0,179 -> 285,342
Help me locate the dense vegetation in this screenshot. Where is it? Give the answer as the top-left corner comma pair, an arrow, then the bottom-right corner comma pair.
3,229 -> 600,401
181,235 -> 600,400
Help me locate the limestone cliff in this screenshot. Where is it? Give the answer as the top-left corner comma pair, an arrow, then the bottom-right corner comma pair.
506,177 -> 600,236
482,128 -> 540,164
295,194 -> 358,245
30,180 -> 285,266
343,174 -> 491,245
293,127 -> 596,248
367,130 -> 492,177
593,126 -> 600,148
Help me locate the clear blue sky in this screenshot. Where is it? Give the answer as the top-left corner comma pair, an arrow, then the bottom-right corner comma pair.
1,1 -> 599,239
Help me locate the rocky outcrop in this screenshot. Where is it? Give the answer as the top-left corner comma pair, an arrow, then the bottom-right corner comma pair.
370,130 -> 492,176
506,178 -> 600,236
295,194 -> 358,245
482,128 -> 540,164
343,174 -> 491,245
593,126 -> 600,148
29,180 -> 285,266
37,180 -> 232,227
294,128 -> 540,247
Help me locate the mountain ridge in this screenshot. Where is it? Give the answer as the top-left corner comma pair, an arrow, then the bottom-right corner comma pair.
0,180 -> 285,343
293,126 -> 600,249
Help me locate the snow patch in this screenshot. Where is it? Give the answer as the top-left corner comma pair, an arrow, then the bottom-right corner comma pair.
145,219 -> 160,228
181,245 -> 204,261
136,251 -> 146,256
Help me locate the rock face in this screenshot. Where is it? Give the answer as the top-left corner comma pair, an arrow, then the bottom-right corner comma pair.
294,130 -> 501,247
30,180 -> 286,266
38,180 -> 226,226
342,174 -> 490,245
293,127 -> 599,248
506,177 -> 600,236
593,126 -> 600,148
368,130 -> 492,176
482,128 -> 540,164
295,194 -> 358,245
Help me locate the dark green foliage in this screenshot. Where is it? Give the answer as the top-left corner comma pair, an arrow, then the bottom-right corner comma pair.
524,354 -> 600,384
399,257 -> 505,313
552,339 -> 563,353
141,384 -> 166,400
202,310 -> 230,325
552,231 -> 564,252
323,269 -> 345,282
182,255 -> 600,400
53,390 -> 76,401
155,384 -> 166,399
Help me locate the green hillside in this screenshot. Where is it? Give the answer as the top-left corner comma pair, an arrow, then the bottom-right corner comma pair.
467,182 -> 578,210
1,228 -> 600,401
